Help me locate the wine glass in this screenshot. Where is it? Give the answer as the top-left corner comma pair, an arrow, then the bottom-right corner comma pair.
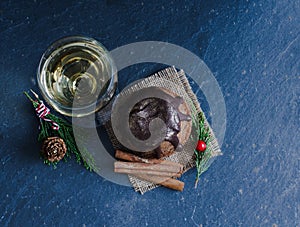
37,36 -> 118,118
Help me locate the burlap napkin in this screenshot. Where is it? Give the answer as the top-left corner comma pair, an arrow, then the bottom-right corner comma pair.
106,66 -> 221,194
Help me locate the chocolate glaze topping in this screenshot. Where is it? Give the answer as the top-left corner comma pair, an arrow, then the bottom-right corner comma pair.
129,96 -> 191,157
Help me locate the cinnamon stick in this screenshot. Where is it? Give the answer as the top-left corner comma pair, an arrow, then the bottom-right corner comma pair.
115,150 -> 183,170
114,150 -> 185,191
114,161 -> 182,177
115,161 -> 182,173
115,168 -> 181,178
133,174 -> 184,191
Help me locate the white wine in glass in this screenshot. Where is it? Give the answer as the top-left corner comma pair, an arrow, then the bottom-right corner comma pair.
37,36 -> 117,117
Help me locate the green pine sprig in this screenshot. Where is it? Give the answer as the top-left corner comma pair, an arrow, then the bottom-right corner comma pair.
24,90 -> 96,171
194,112 -> 212,188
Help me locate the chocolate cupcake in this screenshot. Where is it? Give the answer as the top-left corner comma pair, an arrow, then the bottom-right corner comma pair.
111,87 -> 192,159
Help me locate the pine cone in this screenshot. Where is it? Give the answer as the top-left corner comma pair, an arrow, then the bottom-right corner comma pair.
41,137 -> 67,162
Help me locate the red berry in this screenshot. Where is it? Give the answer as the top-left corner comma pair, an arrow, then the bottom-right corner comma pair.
196,140 -> 206,152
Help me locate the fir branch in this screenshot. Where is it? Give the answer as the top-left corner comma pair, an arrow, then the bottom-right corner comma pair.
24,90 -> 96,171
193,111 -> 212,188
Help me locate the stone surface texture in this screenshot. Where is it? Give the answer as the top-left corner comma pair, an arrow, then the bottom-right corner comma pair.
0,0 -> 299,226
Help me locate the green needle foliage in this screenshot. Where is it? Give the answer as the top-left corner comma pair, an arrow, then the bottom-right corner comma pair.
24,90 -> 96,171
194,112 -> 212,188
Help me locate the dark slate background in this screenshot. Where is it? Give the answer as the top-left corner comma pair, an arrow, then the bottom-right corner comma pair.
0,0 -> 299,226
